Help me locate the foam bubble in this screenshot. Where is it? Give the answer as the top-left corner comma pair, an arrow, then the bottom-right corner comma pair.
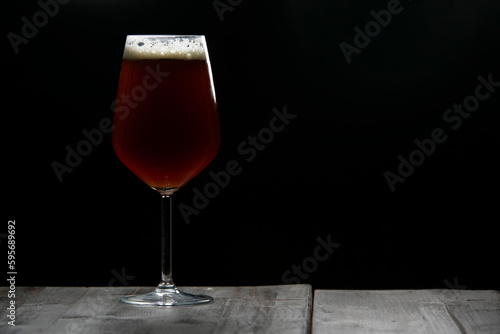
123,35 -> 207,61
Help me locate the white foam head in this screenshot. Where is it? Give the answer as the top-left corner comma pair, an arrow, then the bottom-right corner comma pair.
123,35 -> 207,61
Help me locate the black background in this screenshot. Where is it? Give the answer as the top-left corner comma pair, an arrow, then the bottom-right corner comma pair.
4,0 -> 499,290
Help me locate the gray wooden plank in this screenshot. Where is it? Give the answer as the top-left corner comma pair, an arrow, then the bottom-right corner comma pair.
0,285 -> 312,334
312,289 -> 500,334
0,286 -> 90,333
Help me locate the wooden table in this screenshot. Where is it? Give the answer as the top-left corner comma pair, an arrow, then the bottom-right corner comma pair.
1,286 -> 499,333
313,289 -> 500,334
0,285 -> 312,333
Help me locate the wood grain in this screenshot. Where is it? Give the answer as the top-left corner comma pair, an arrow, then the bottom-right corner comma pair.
312,289 -> 500,334
0,285 -> 312,334
2,287 -> 498,333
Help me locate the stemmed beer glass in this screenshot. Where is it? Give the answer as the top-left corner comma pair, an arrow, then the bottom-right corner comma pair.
112,35 -> 220,306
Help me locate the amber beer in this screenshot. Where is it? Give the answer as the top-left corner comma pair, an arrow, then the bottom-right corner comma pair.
113,41 -> 220,190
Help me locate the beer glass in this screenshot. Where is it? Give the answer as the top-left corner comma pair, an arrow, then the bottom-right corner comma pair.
112,35 -> 220,306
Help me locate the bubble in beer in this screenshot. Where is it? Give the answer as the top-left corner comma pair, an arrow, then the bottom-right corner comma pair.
123,36 -> 207,61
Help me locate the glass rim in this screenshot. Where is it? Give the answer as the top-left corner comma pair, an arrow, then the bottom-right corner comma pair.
126,34 -> 206,39
123,35 -> 209,61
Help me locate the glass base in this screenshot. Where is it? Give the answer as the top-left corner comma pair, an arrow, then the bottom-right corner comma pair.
120,287 -> 213,306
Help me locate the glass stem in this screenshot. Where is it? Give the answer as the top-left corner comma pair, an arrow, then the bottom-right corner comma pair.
157,195 -> 176,292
